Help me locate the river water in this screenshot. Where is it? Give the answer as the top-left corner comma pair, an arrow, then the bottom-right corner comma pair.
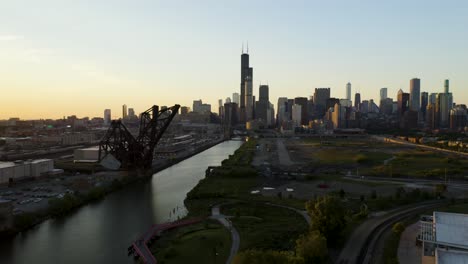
0,140 -> 242,264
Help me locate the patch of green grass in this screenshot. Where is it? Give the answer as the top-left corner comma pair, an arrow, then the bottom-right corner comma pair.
381,150 -> 468,178
152,220 -> 230,264
223,203 -> 308,251
311,149 -> 392,167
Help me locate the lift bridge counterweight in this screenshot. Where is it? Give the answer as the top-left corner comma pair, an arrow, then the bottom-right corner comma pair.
98,104 -> 180,169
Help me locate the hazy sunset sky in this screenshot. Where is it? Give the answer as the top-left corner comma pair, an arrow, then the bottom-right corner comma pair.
1,0 -> 467,119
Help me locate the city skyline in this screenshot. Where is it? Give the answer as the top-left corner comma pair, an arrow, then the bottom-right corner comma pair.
1,0 -> 468,119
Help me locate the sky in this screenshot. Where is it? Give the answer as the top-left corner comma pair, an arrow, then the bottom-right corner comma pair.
1,0 -> 468,119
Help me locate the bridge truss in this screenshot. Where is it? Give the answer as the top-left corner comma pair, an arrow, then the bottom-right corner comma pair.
98,104 -> 180,169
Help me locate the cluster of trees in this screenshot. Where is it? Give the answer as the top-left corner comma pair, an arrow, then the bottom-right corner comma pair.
234,195 -> 347,264
233,230 -> 329,264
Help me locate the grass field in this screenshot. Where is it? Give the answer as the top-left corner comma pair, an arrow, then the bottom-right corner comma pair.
296,137 -> 468,179
310,149 -> 392,166
151,220 -> 230,264
222,202 -> 308,251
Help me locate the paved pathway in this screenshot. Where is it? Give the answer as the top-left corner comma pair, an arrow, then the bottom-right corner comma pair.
276,139 -> 294,166
265,202 -> 311,225
398,221 -> 421,264
211,205 -> 240,264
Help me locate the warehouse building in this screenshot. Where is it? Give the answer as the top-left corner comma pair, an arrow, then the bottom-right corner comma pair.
73,146 -> 99,162
0,159 -> 55,185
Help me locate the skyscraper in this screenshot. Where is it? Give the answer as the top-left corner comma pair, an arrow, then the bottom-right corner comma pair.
420,92 -> 428,121
397,89 -> 409,117
314,88 -> 331,115
444,79 -> 453,110
259,85 -> 269,101
244,76 -> 253,121
294,97 -> 308,126
346,82 -> 351,101
437,93 -> 450,128
218,99 -> 223,118
444,79 -> 449,94
277,97 -> 288,126
380,88 -> 388,101
410,78 -> 421,111
122,104 -> 127,119
232,93 -> 240,105
128,108 -> 135,118
354,92 -> 361,109
225,97 -> 231,103
193,100 -> 202,113
292,104 -> 302,127
255,85 -> 270,122
104,109 -> 111,125
240,46 -> 253,123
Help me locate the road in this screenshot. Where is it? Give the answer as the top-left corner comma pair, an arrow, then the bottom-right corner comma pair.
276,138 -> 294,166
373,136 -> 468,158
336,201 -> 444,264
211,205 -> 240,264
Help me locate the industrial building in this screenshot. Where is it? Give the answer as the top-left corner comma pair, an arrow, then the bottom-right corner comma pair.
420,211 -> 468,264
73,146 -> 100,162
0,159 -> 55,184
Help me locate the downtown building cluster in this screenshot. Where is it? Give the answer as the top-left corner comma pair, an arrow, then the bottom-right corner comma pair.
214,49 -> 468,134
218,47 -> 275,130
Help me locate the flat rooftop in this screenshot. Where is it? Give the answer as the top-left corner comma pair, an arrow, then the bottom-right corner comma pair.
77,146 -> 99,151
435,211 -> 468,247
0,162 -> 15,169
436,248 -> 468,264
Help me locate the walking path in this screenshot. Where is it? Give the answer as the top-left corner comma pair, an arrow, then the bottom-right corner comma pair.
265,202 -> 311,225
211,205 -> 240,264
398,221 -> 421,264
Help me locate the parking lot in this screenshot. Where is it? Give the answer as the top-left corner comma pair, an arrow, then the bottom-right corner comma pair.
0,170 -> 126,215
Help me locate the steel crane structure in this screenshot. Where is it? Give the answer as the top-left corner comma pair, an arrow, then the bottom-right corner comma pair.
98,104 -> 180,169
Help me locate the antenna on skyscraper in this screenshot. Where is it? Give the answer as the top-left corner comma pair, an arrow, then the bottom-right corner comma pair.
242,42 -> 244,53
247,41 -> 249,54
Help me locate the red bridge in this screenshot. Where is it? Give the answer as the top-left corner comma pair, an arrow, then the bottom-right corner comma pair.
128,218 -> 203,264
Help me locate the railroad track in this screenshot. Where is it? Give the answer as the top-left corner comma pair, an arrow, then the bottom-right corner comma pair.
337,200 -> 446,264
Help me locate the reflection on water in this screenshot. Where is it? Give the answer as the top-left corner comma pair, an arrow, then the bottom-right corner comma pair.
0,140 -> 242,264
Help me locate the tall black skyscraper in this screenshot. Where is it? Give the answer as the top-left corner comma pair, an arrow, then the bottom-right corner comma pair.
255,85 -> 270,123
240,45 -> 253,123
421,92 -> 428,121
354,93 -> 361,110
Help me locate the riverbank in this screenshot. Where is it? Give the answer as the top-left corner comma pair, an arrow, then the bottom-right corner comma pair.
0,138 -> 226,239
148,139 -> 311,263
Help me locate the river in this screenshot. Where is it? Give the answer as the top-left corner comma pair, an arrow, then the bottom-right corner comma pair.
0,140 -> 242,264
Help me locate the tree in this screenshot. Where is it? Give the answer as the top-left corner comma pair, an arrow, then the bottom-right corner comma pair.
394,187 -> 405,199
306,195 -> 347,245
392,222 -> 405,235
295,230 -> 328,263
434,184 -> 447,196
339,188 -> 345,199
232,250 -> 304,264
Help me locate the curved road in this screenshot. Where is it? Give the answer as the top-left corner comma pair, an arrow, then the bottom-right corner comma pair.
211,205 -> 240,264
336,201 -> 445,264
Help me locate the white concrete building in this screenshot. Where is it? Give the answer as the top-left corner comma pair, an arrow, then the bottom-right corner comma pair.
420,211 -> 468,264
0,159 -> 54,184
